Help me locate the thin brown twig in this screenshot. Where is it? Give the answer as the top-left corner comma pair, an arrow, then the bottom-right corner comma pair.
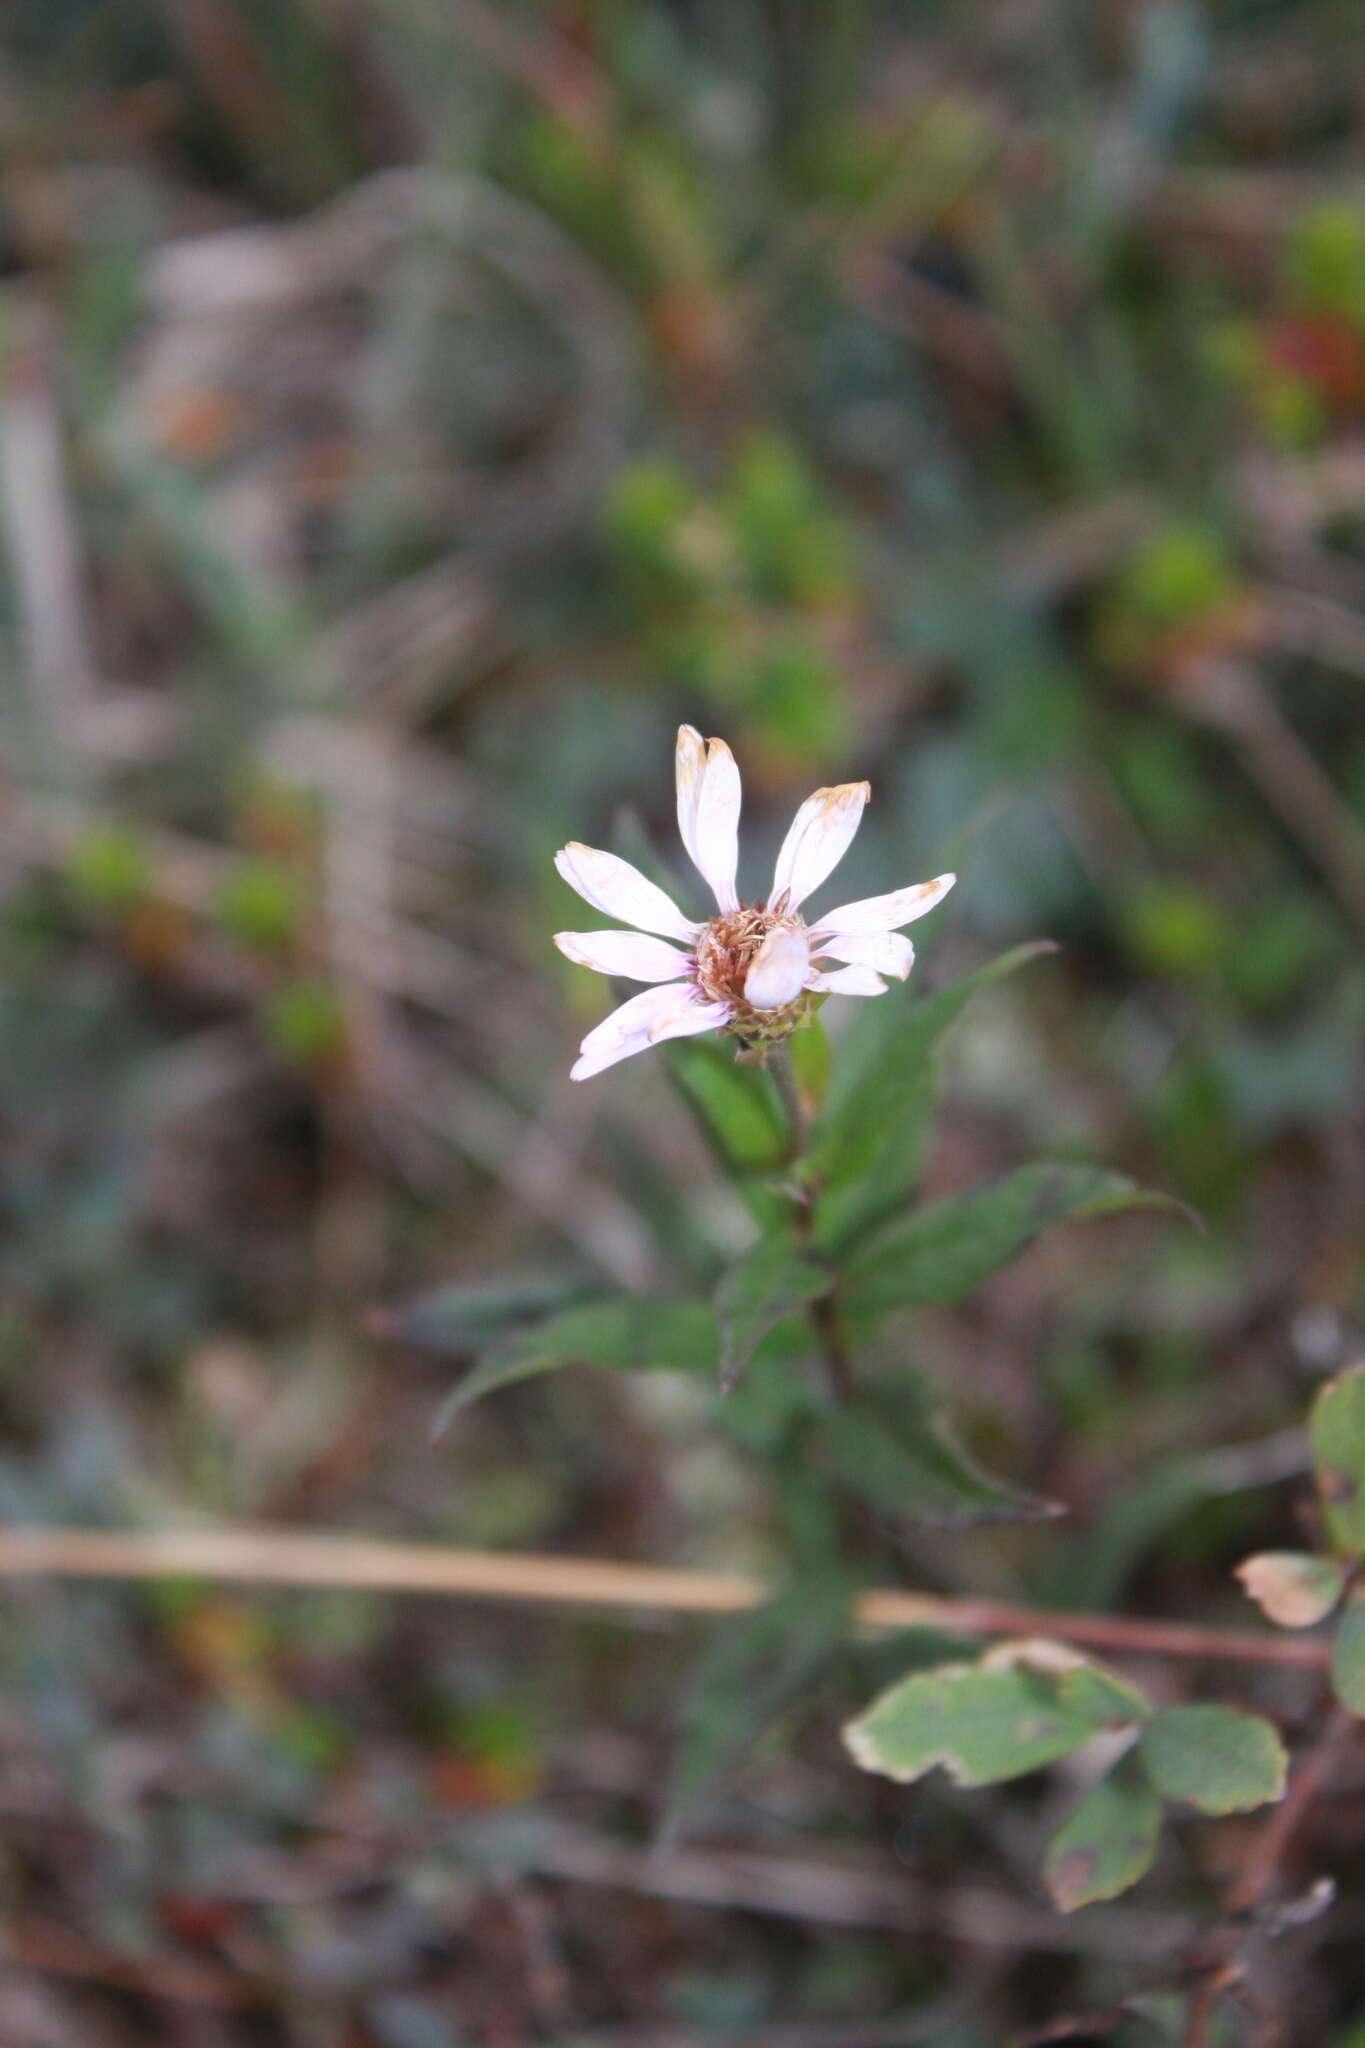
1181,1976 -> 1223,2048
0,1912 -> 265,2010
0,1525 -> 1332,1671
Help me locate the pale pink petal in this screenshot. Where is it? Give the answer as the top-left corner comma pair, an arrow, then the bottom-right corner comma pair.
816,931 -> 915,979
693,739 -> 742,912
675,725 -> 706,870
555,843 -> 698,943
570,984 -> 729,1082
744,926 -> 811,1011
770,783 -> 870,913
810,872 -> 955,939
676,725 -> 741,912
808,963 -> 887,997
555,930 -> 693,982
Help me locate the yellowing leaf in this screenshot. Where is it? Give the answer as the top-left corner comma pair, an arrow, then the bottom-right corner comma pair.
1235,1551 -> 1345,1629
844,1642 -> 1147,1790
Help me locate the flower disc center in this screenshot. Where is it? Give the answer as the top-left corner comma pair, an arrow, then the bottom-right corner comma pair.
693,906 -> 804,1006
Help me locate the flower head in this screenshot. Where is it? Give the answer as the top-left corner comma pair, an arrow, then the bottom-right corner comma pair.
555,727 -> 954,1081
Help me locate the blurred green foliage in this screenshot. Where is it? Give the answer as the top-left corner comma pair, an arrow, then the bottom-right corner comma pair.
216,857 -> 303,950
0,0 -> 1362,2039
64,822 -> 152,914
259,976 -> 345,1063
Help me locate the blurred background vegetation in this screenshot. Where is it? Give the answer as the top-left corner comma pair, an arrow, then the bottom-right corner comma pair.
0,0 -> 1363,2040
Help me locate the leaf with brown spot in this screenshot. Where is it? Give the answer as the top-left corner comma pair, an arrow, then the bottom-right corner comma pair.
1044,1750 -> 1162,1912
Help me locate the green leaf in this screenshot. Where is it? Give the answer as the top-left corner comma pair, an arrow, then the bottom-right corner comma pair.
819,1380 -> 1061,1527
434,1298 -> 717,1429
715,1236 -> 830,1392
1138,1706 -> 1287,1815
1310,1365 -> 1365,1560
711,1345 -> 821,1457
787,1011 -> 830,1113
1057,1660 -> 1154,1727
808,943 -> 1057,1254
1330,1598 -> 1365,1716
664,1577 -> 850,1839
844,1643 -> 1147,1789
667,1038 -> 788,1176
1044,1750 -> 1163,1911
374,1270 -> 595,1353
1235,1551 -> 1346,1629
844,1165 -> 1190,1316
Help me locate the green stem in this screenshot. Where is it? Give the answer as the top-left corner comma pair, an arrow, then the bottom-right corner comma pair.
768,1041 -> 808,1165
769,1043 -> 853,1401
811,1292 -> 855,1402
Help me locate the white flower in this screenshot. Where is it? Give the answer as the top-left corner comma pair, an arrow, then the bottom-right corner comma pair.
555,726 -> 955,1082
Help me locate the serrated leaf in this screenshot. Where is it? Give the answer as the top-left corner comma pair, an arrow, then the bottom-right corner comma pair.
1310,1365 -> 1365,1560
434,1297 -> 716,1429
1138,1706 -> 1287,1815
664,1577 -> 850,1839
844,1643 -> 1145,1789
716,1236 -> 830,1392
844,1164 -> 1190,1316
374,1270 -> 595,1352
1330,1598 -> 1365,1716
1235,1551 -> 1346,1629
819,1379 -> 1060,1527
1045,1750 -> 1162,1911
808,943 -> 1057,1254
